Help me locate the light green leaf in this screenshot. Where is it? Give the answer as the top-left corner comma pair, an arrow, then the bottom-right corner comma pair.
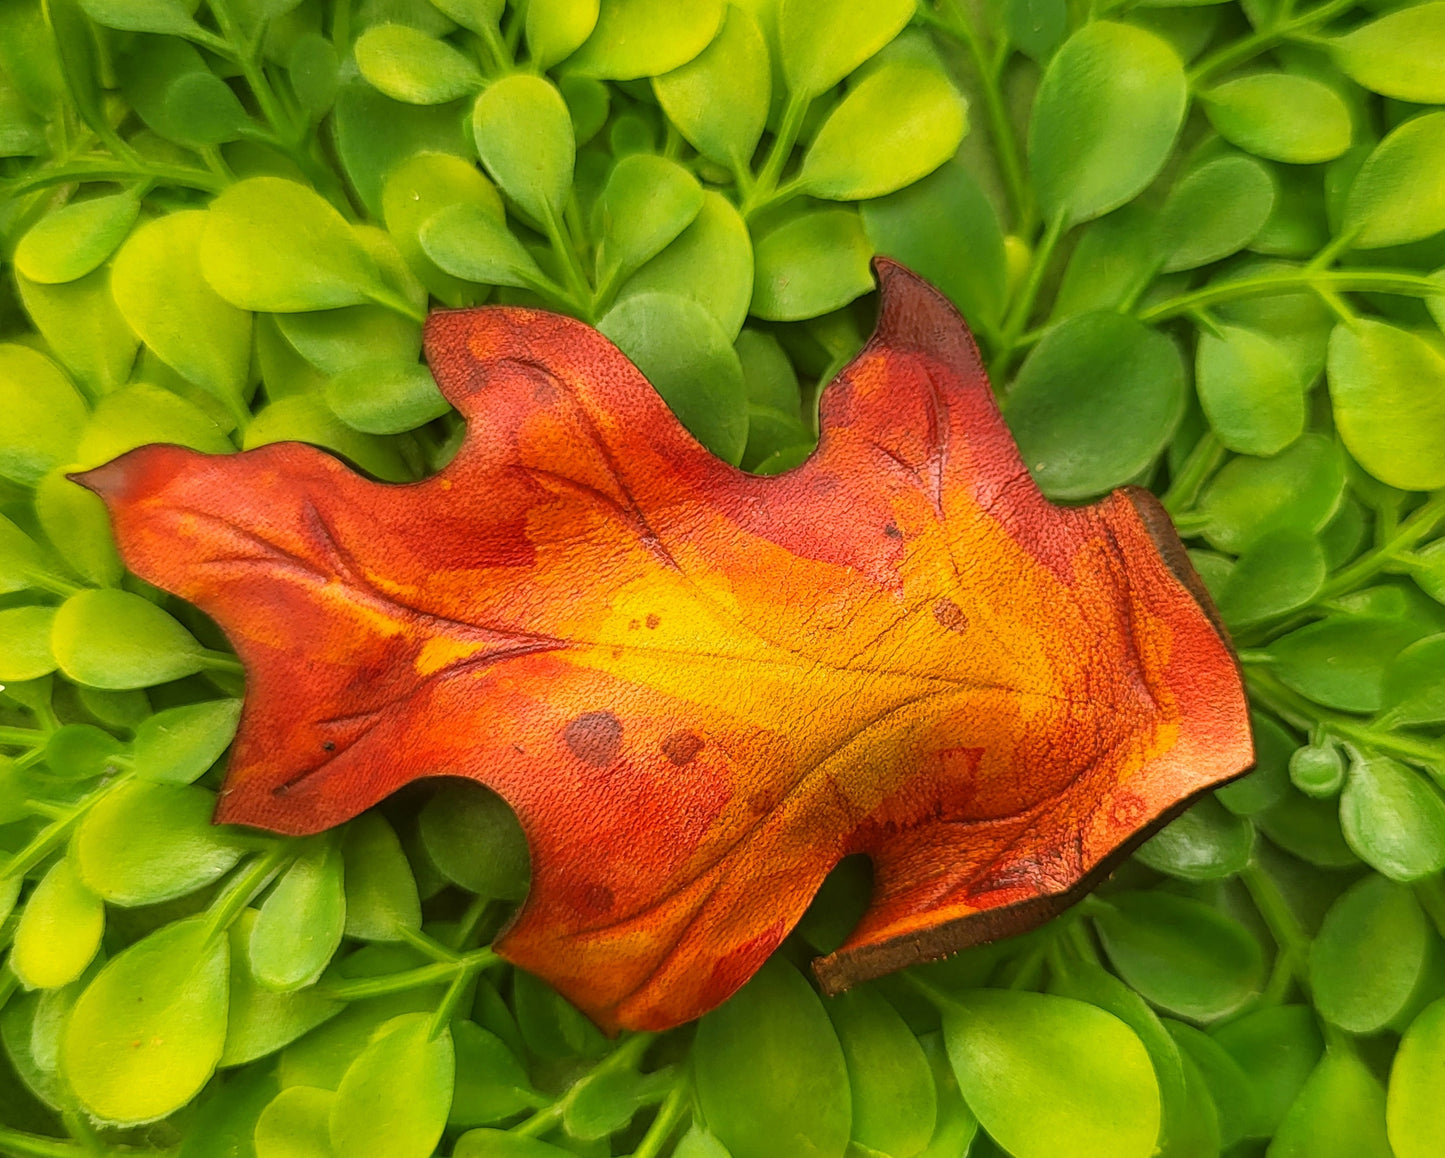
1197,432 -> 1344,553
74,382 -> 234,470
1215,529 -> 1326,627
224,911 -> 342,1067
79,0 -> 205,36
326,362 -> 450,436
251,840 -> 346,991
567,0 -> 726,80
1380,634 -> 1445,728
0,344 -> 87,486
750,207 -> 874,321
1203,73 -> 1351,165
355,23 -> 482,105
11,857 -> 104,990
526,0 -> 599,69
255,1085 -> 336,1158
828,987 -> 936,1158
470,74 -> 574,224
419,202 -> 548,290
242,394 -> 411,483
342,812 -> 422,940
1344,112 -> 1445,249
14,190 -> 141,284
0,605 -> 58,681
381,151 -> 502,307
1388,998 -> 1445,1158
1330,2 -> 1445,103
596,153 -> 704,289
1270,1046 -> 1392,1158
330,1013 -> 454,1158
51,588 -> 207,689
777,0 -> 917,99
1196,323 -> 1304,455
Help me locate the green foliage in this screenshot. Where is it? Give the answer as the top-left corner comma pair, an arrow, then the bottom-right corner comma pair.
2,0 -> 1445,1154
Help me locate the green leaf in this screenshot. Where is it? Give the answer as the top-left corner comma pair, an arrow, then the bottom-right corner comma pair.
74,383 -> 234,470
695,956 -> 851,1158
243,394 -> 410,483
0,344 -> 87,486
1195,323 -> 1304,455
448,1021 -> 540,1128
1157,153 -> 1275,272
201,177 -> 394,313
329,1012 -> 454,1158
1326,318 -> 1445,491
1093,891 -> 1265,1020
618,190 -> 753,339
1269,614 -> 1425,712
44,722 -> 125,779
750,207 -> 874,321
798,60 -> 965,201
653,5 -> 769,172
470,74 -> 574,225
1004,311 -> 1186,500
1381,634 -> 1445,727
827,987 -> 936,1158
420,202 -> 548,290
1051,204 -> 1158,322
112,211 -> 254,420
14,190 -> 140,284
342,812 -> 422,940
275,305 -> 421,376
251,840 -> 346,991
776,0 -> 917,99
355,24 -> 481,104
15,269 -> 139,396
566,0 -> 725,80
133,699 -> 242,785
1340,756 -> 1445,881
1197,433 -> 1345,554
1028,22 -> 1186,227
417,781 -> 529,900
1210,1005 -> 1322,1139
255,1085 -> 336,1158
76,781 -> 245,905
1202,73 -> 1352,164
51,588 -> 207,690
1215,529 -> 1326,627
1344,112 -> 1445,249
1329,2 -> 1445,104
1006,0 -> 1068,60
223,910 -> 341,1067
381,151 -> 501,307
1270,1045 -> 1392,1158
0,514 -> 47,595
0,605 -> 58,681
943,989 -> 1160,1158
1388,997 -> 1445,1158
526,0 -> 599,69
1290,742 -> 1346,798
78,0 -> 205,35
62,916 -> 229,1124
178,1064 -> 279,1158
1310,873 -> 1429,1033
511,969 -> 607,1060
596,153 -> 705,289
1134,795 -> 1254,881
1166,1020 -> 1256,1148
326,362 -> 450,436
11,857 -> 103,990
598,291 -> 750,465
453,1130 -> 576,1157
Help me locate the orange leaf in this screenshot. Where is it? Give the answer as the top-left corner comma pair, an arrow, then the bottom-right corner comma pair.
80,261 -> 1252,1032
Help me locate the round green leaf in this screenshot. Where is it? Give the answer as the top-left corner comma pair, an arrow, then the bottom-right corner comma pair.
14,190 -> 140,284
1195,322 -> 1304,455
777,0 -> 918,99
653,5 -> 769,171
1028,22 -> 1186,227
828,987 -> 936,1158
326,362 -> 450,436
223,911 -> 341,1068
62,916 -> 229,1124
15,270 -> 138,397
750,207 -> 874,321
1267,615 -> 1422,712
470,75 -> 574,224
251,840 -> 346,991
355,24 -> 481,104
76,781 -> 245,905
1202,74 -> 1352,164
0,605 -> 58,681
619,190 -> 753,338
1210,1005 -> 1321,1139
420,202 -> 547,290
51,588 -> 207,689
1215,529 -> 1326,627
1290,742 -> 1346,798
133,698 -> 242,785
1388,997 -> 1445,1158
0,513 -> 48,594
799,60 -> 966,201
381,151 -> 502,307
1310,873 -> 1428,1033
1197,432 -> 1344,554
1330,2 -> 1445,103
418,781 -> 529,900
595,153 -> 704,289
526,0 -> 600,69
330,1012 -> 454,1158
1093,891 -> 1264,1020
1327,318 -> 1445,491
342,812 -> 421,940
1270,1046 -> 1392,1158
12,857 -> 103,990
112,211 -> 254,417
598,291 -> 749,465
201,177 -> 391,312
255,1085 -> 336,1158
1134,794 -> 1253,880
275,304 -> 421,377
1381,634 -> 1445,728
861,158 -> 1008,335
453,1130 -> 576,1157
943,988 -> 1160,1158
566,0 -> 725,80
511,969 -> 607,1061
1157,153 -> 1275,272
44,722 -> 125,779
78,0 -> 205,36
1344,112 -> 1445,249
0,344 -> 87,486
243,394 -> 410,483
695,956 -> 851,1158
74,383 -> 234,470
1004,311 -> 1186,500
1051,204 -> 1159,322
1340,756 -> 1445,881
449,1021 -> 541,1128
1166,1020 -> 1257,1148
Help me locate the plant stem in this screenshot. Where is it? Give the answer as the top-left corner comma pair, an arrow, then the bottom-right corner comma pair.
0,770 -> 135,883
1240,862 -> 1312,1000
512,1033 -> 656,1138
744,93 -> 808,218
632,1076 -> 691,1158
991,212 -> 1066,381
317,946 -> 498,1001
1137,269 -> 1442,324
0,1128 -> 87,1158
1161,432 -> 1224,516
1188,0 -> 1359,85
202,844 -> 290,940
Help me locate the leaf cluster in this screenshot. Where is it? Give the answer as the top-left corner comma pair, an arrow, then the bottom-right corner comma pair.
2,0 -> 1445,1155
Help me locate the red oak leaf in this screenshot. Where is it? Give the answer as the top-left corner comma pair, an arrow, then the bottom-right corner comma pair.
80,261 -> 1252,1032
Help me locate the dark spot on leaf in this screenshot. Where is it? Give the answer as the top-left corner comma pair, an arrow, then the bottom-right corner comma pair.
884,523 -> 902,539
322,741 -> 336,752
646,613 -> 660,629
933,598 -> 968,633
583,882 -> 614,913
661,729 -> 704,766
565,711 -> 623,767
